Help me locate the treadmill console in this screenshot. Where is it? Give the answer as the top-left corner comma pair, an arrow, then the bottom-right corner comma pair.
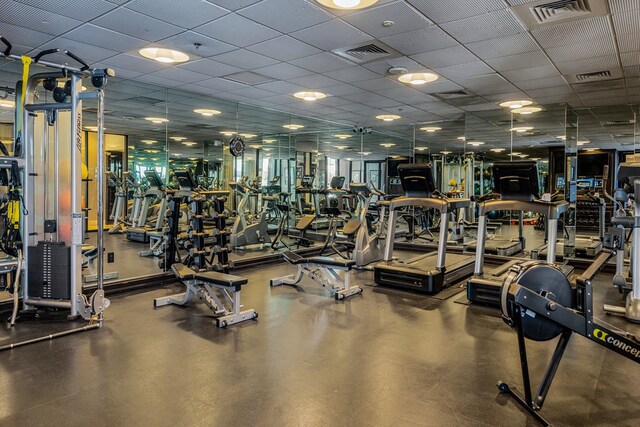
617,163 -> 640,193
174,169 -> 197,191
397,163 -> 436,198
330,176 -> 346,190
299,175 -> 314,188
144,170 -> 164,190
492,161 -> 540,202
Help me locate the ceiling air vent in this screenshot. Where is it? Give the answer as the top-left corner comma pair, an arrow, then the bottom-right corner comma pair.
566,67 -> 622,84
575,70 -> 610,82
512,0 -> 608,29
531,0 -> 591,24
332,41 -> 401,64
605,120 -> 636,126
431,90 -> 472,101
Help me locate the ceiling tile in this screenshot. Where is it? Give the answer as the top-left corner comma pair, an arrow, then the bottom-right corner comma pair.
610,0 -> 640,13
157,31 -> 236,58
37,37 -> 119,64
612,8 -> 640,35
0,21 -> 56,49
93,8 -> 183,41
434,61 -> 494,80
289,52 -> 353,73
342,2 -> 432,38
617,33 -> 640,53
532,16 -> 611,47
555,55 -> 619,75
502,65 -> 559,82
324,66 -> 380,83
440,9 -> 524,43
406,0 -> 505,24
545,37 -> 615,63
65,23 -> 148,52
322,83 -> 366,97
351,77 -> 403,92
516,76 -> 568,90
0,1 -> 82,36
289,19 -> 371,51
195,14 -> 281,48
254,80 -> 306,95
465,33 -> 539,60
206,0 -> 265,11
484,50 -> 550,72
178,58 -> 242,77
525,85 -> 575,98
147,67 -> 210,84
411,46 -> 478,69
621,52 -> 640,67
253,63 -> 314,80
288,73 -> 341,88
238,0 -> 333,33
127,0 -> 228,28
362,57 -> 423,75
211,49 -> 280,69
16,0 -> 117,21
193,77 -> 247,92
98,53 -> 172,75
246,36 -> 321,62
226,86 -> 276,99
379,25 -> 458,56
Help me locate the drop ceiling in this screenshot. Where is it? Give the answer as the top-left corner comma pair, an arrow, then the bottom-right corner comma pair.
0,0 -> 638,158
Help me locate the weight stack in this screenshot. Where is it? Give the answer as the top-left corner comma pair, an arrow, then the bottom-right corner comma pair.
28,241 -> 71,299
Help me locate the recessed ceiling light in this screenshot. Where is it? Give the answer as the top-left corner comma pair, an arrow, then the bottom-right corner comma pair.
220,131 -> 235,136
457,136 -> 466,141
335,134 -> 352,139
584,148 -> 596,152
336,145 -> 349,150
509,152 -> 522,156
420,126 -> 441,132
315,0 -> 379,10
357,151 -> 372,155
139,47 -> 189,64
490,148 -> 506,152
398,72 -> 438,85
577,140 -> 589,146
380,143 -> 395,147
170,136 -> 186,141
249,144 -> 261,149
145,117 -> 169,124
556,135 -> 566,140
541,160 -> 548,163
0,100 -> 15,108
283,124 -> 304,130
512,106 -> 542,115
376,114 -> 400,122
517,154 -> 529,158
531,157 -> 541,161
440,151 -> 452,155
415,147 -> 428,151
182,142 -> 197,146
510,126 -> 533,132
193,108 -> 221,116
499,100 -> 533,109
141,139 -> 157,144
263,139 -> 276,143
240,133 -> 257,138
145,149 -> 159,153
189,157 -> 198,161
128,145 -> 135,150
346,157 -> 352,161
467,141 -> 485,146
293,91 -> 327,101
264,148 -> 273,151
138,157 -> 147,160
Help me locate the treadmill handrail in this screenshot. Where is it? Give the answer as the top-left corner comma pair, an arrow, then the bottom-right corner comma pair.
477,199 -> 568,219
388,196 -> 471,213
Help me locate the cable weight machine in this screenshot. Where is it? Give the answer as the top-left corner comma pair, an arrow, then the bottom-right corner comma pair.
0,36 -> 115,349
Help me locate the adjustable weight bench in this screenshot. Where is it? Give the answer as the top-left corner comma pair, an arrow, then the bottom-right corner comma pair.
270,251 -> 362,300
154,263 -> 257,327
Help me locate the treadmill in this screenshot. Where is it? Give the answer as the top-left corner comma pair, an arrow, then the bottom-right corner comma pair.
467,161 -> 572,306
126,170 -> 166,243
374,163 -> 474,294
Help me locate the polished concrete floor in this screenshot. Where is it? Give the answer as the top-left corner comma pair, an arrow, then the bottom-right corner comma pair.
0,253 -> 638,426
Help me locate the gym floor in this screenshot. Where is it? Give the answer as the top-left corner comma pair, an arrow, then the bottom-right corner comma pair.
0,253 -> 637,426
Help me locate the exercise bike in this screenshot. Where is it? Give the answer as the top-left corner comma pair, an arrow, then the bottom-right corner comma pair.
229,180 -> 271,249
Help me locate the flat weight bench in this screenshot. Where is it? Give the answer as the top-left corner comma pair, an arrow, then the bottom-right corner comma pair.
154,263 -> 258,328
270,251 -> 363,300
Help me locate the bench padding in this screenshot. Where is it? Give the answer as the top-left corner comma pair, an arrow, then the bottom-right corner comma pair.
282,251 -> 355,268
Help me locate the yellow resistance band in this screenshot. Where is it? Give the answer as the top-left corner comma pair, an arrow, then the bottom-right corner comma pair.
17,55 -> 31,133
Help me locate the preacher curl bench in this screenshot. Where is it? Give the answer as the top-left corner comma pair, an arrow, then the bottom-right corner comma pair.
270,251 -> 362,300
154,263 -> 257,328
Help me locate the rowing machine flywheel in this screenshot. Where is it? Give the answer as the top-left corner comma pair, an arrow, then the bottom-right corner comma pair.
502,261 -> 573,342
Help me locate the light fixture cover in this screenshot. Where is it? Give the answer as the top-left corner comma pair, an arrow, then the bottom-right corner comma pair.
499,100 -> 533,109
398,72 -> 438,85
512,106 -> 542,115
145,117 -> 169,124
316,0 -> 379,10
420,126 -> 441,132
194,108 -> 221,116
376,114 -> 401,121
293,91 -> 327,101
139,47 -> 189,63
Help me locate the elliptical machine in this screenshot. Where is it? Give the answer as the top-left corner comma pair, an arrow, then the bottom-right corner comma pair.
229,180 -> 271,249
350,183 -> 383,267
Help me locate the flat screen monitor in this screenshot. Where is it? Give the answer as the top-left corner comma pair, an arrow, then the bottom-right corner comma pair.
174,169 -> 196,191
300,175 -> 314,188
144,170 -> 163,189
330,176 -> 345,190
617,163 -> 640,192
492,161 -> 540,201
397,163 -> 436,198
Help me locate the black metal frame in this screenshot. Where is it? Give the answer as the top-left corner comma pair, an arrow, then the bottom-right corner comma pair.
499,250 -> 640,425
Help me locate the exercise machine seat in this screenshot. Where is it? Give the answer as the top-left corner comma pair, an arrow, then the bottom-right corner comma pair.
342,220 -> 361,236
282,251 -> 355,268
193,271 -> 248,291
171,263 -> 196,280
